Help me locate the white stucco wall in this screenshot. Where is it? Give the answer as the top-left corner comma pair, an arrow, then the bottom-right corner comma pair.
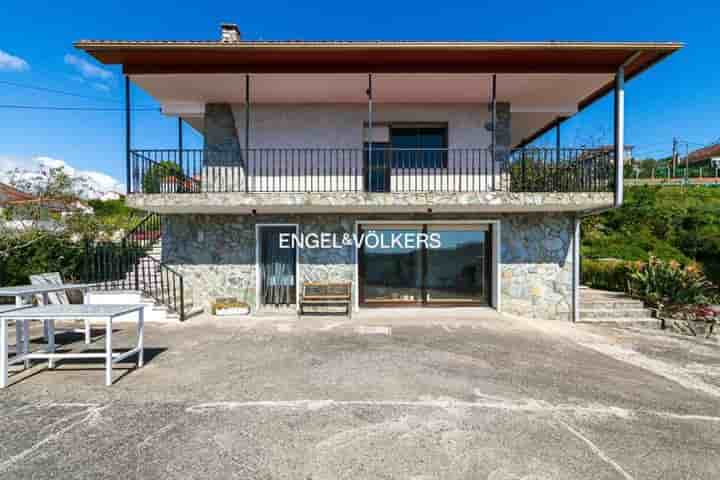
224,103 -> 498,192
231,103 -> 492,149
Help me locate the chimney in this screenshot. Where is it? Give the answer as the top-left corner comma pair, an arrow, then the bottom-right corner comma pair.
221,23 -> 241,42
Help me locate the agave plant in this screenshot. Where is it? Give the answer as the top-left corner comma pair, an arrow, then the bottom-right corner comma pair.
629,256 -> 719,336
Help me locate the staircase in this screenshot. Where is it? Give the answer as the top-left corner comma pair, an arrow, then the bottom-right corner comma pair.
120,239 -> 200,321
578,287 -> 658,325
83,214 -> 200,321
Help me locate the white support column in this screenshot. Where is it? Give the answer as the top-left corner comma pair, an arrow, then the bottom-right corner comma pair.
83,287 -> 91,344
14,296 -> 23,359
105,317 -> 113,386
47,320 -> 55,369
137,309 -> 144,368
572,215 -> 581,322
614,66 -> 625,207
22,320 -> 29,369
1,319 -> 8,388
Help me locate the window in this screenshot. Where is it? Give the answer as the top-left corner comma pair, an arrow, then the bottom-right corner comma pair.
390,125 -> 448,169
363,123 -> 449,192
359,223 -> 491,306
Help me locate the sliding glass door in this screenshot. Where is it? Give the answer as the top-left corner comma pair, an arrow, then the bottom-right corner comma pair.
426,225 -> 489,304
359,225 -> 423,304
359,224 -> 491,307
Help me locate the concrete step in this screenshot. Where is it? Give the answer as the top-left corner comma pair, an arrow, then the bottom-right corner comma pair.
581,300 -> 646,309
580,308 -> 654,319
576,317 -> 661,327
582,292 -> 637,300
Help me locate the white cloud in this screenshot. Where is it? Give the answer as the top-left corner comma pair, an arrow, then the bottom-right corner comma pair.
63,54 -> 113,81
0,49 -> 29,72
0,155 -> 125,199
35,156 -> 76,175
92,82 -> 111,92
0,155 -> 23,171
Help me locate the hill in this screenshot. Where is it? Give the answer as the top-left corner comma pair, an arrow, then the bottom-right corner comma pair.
583,185 -> 720,285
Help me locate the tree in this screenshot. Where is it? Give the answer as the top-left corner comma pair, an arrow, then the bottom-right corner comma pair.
0,167 -> 78,255
141,161 -> 185,193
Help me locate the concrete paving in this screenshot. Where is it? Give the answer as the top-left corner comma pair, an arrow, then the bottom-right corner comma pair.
1,311 -> 719,479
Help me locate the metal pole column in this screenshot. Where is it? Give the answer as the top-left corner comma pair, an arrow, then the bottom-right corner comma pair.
555,121 -> 561,191
178,118 -> 183,157
125,76 -> 131,195
245,74 -> 250,192
614,66 -> 625,207
367,74 -> 373,191
178,117 -> 183,177
491,74 -> 497,191
556,122 -> 561,159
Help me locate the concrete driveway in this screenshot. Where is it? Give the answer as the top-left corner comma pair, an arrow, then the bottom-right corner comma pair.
1,310 -> 719,479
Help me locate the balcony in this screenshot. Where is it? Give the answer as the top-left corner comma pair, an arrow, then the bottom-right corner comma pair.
127,147 -> 616,214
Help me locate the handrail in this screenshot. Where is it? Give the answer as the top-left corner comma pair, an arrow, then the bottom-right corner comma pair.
128,147 -> 614,194
124,212 -> 161,252
81,213 -> 187,321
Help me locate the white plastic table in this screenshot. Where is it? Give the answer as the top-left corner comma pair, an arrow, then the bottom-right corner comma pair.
0,304 -> 144,388
0,283 -> 97,347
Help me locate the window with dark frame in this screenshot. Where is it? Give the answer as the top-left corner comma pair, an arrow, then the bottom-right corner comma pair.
390,125 -> 448,169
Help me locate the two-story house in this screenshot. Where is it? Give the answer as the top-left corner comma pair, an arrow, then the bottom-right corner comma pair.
76,25 -> 681,321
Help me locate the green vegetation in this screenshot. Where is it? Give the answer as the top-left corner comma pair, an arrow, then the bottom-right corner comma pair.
141,161 -> 185,193
1,168 -> 143,287
85,199 -> 142,235
0,233 -> 86,286
628,257 -> 716,311
582,185 -> 720,289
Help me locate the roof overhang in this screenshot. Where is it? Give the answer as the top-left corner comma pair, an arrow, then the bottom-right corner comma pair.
75,40 -> 682,145
75,41 -> 681,75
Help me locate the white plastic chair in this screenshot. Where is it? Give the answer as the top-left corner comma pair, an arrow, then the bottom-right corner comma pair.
30,272 -> 92,344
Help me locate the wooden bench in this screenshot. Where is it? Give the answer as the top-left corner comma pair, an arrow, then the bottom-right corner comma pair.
299,282 -> 352,317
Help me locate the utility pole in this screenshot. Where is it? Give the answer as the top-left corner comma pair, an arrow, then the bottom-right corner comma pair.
672,137 -> 678,178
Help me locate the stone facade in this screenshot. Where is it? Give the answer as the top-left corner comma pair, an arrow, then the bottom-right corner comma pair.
162,212 -> 576,320
128,191 -> 614,214
500,214 -> 574,321
162,214 -> 356,311
204,103 -> 241,157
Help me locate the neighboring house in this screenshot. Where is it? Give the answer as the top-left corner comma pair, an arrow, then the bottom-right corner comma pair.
686,143 -> 720,167
0,182 -> 93,231
0,182 -> 34,206
76,25 -> 681,321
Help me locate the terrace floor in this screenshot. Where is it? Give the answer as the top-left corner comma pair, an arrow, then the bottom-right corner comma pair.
1,312 -> 719,479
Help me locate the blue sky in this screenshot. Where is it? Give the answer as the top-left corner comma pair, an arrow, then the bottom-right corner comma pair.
1,0 -> 718,188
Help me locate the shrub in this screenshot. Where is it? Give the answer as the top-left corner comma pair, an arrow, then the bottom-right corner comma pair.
628,257 -> 718,311
0,233 -> 86,287
582,258 -> 634,292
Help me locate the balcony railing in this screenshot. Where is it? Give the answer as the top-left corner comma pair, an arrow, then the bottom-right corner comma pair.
129,148 -> 614,194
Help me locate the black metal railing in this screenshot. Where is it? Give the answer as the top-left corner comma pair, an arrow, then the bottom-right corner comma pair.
82,213 -> 187,321
506,148 -> 614,193
129,147 -> 614,194
125,212 -> 162,250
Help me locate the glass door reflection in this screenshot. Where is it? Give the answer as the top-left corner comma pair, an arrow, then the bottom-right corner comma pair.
425,226 -> 489,305
360,226 -> 423,304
